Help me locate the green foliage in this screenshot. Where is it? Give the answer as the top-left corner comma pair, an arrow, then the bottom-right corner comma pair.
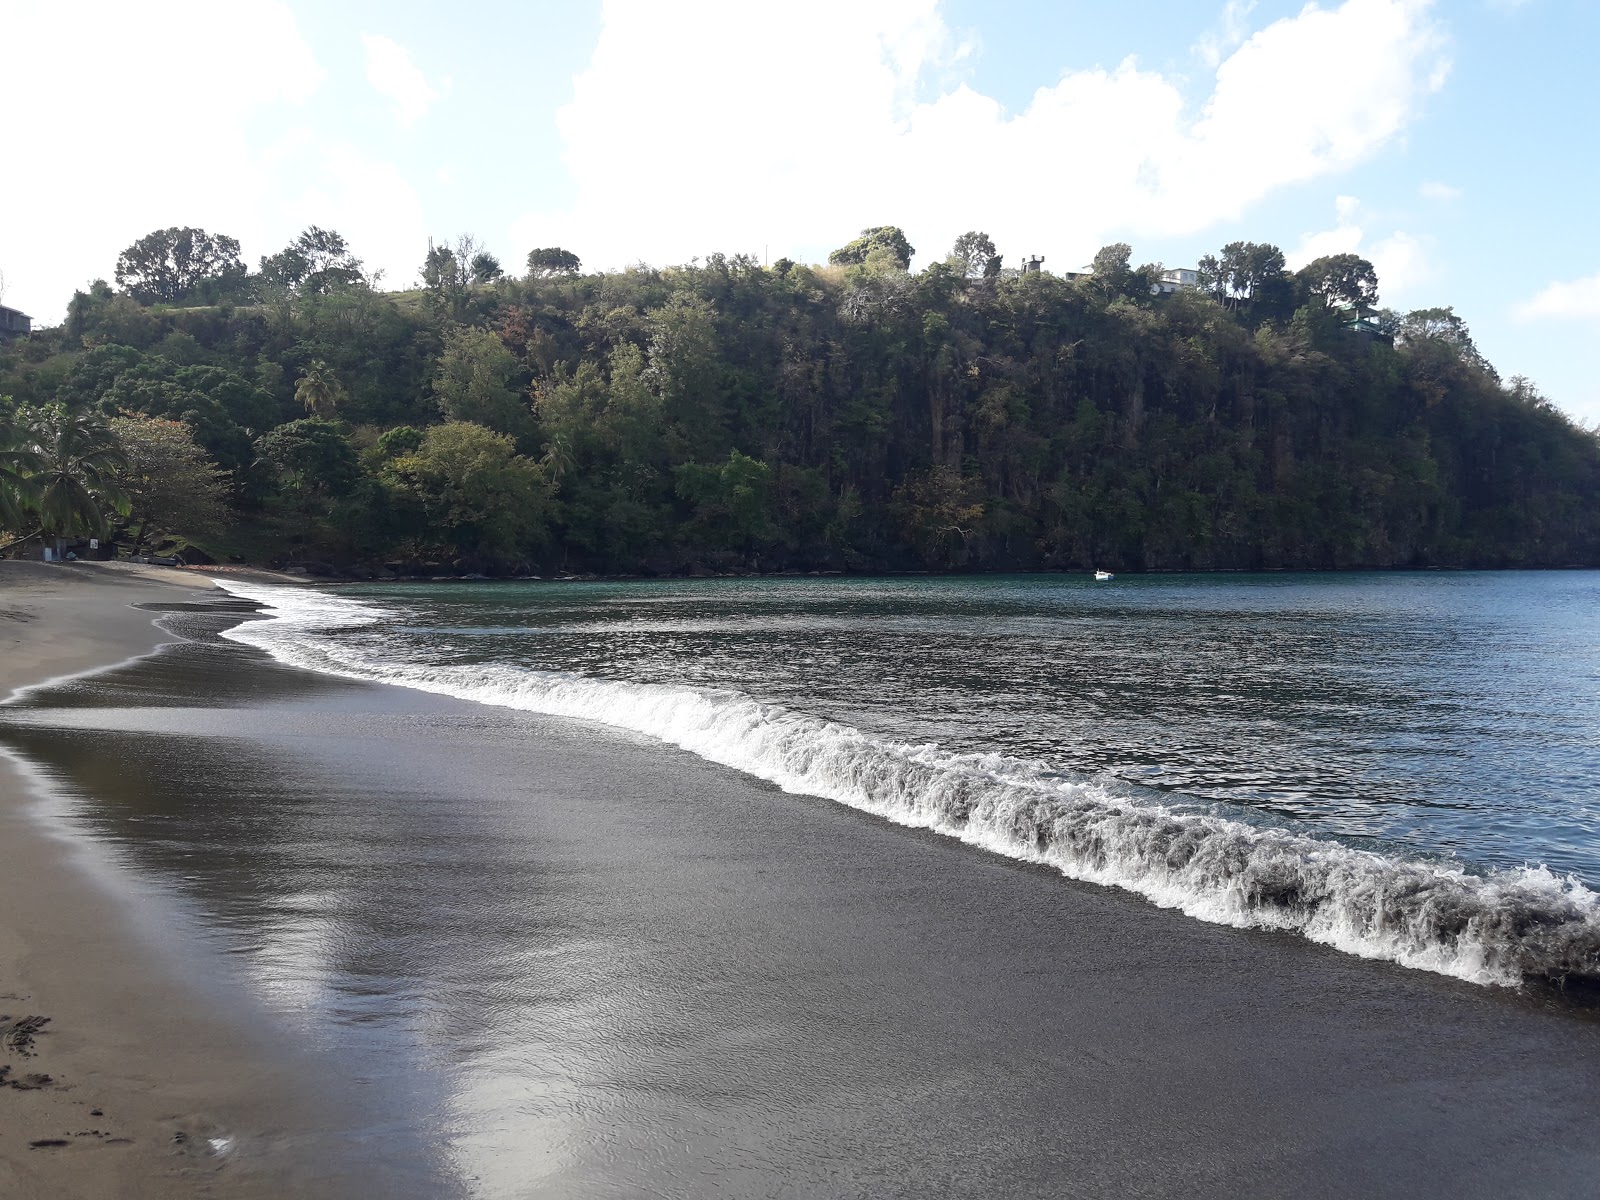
25,405 -> 130,540
948,231 -> 999,279
470,252 -> 503,284
0,396 -> 41,532
432,327 -> 531,439
675,451 -> 777,551
373,425 -> 425,460
382,422 -> 552,560
1089,243 -> 1133,294
526,247 -> 582,277
1297,254 -> 1379,314
108,413 -> 230,550
1199,242 -> 1288,302
891,466 -> 985,568
294,360 -> 346,419
115,227 -> 248,305
255,419 -> 360,498
4,224 -> 1597,574
101,359 -> 276,470
260,226 -> 366,294
830,226 -> 915,271
421,237 -> 483,319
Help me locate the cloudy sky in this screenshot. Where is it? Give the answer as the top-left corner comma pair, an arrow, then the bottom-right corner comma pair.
3,0 -> 1597,419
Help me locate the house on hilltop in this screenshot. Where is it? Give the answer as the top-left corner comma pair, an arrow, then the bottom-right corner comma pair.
0,305 -> 31,338
1152,268 -> 1197,294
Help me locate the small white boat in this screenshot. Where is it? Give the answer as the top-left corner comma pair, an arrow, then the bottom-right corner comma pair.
1094,570 -> 1114,581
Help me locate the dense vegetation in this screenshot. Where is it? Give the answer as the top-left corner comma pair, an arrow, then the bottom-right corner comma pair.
1,224 -> 1595,575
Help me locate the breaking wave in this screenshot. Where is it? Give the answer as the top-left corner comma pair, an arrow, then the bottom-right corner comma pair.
214,579 -> 1600,991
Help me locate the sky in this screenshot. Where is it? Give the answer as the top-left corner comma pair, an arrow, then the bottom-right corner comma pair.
3,0 -> 1598,420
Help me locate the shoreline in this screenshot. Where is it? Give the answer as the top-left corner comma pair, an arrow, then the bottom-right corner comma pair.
266,562 -> 1600,586
0,561 -> 331,1199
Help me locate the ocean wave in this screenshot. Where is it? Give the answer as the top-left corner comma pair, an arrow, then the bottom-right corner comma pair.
213,579 -> 1600,990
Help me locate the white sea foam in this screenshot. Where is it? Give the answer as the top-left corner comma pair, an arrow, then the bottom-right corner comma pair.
214,579 -> 1600,990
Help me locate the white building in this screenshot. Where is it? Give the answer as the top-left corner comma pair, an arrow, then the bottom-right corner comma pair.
1151,268 -> 1198,295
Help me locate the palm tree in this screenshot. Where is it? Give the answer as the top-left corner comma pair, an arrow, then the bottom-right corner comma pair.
0,399 -> 41,534
295,361 -> 344,419
540,433 -> 576,484
28,406 -> 130,557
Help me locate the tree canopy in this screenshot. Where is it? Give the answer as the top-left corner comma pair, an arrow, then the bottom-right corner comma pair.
114,227 -> 248,305
1297,253 -> 1379,314
4,221 -> 1597,577
829,226 -> 915,271
260,226 -> 366,294
108,413 -> 229,551
948,231 -> 1000,279
527,248 -> 581,278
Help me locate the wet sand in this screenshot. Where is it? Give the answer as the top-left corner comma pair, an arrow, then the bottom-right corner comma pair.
0,580 -> 1596,1197
0,562 -> 364,1200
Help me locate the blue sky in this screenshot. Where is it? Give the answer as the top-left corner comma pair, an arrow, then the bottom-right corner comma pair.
5,0 -> 1599,420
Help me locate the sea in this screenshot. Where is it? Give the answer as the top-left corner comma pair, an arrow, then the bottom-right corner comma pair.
217,570 -> 1600,988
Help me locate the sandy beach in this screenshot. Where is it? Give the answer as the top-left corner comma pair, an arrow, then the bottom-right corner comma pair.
0,562 -> 330,1200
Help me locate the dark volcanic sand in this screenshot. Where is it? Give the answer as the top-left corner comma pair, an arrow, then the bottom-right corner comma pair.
1,603 -> 1596,1199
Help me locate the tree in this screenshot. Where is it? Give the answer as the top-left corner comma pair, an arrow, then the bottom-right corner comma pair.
383,422 -> 552,559
1297,254 -> 1379,314
675,450 -> 778,551
829,226 -> 915,271
1399,306 -> 1476,348
1089,243 -> 1134,296
421,237 -> 481,317
114,227 -> 247,305
432,327 -> 531,438
1198,241 -> 1288,304
948,231 -> 999,279
107,414 -> 230,552
294,360 -> 346,419
259,226 -> 366,294
25,405 -> 130,551
647,295 -> 726,460
470,252 -> 503,284
101,361 -> 275,471
890,466 -> 985,568
372,425 -> 425,461
0,397 -> 40,533
1398,306 -> 1494,374
255,419 -> 361,499
421,241 -> 461,291
526,247 -> 582,277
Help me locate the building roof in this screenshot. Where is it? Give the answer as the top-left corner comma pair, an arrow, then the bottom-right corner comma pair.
0,304 -> 30,319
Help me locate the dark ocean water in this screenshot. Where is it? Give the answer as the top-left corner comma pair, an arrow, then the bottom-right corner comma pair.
204,571 -> 1600,989
1,577 -> 1599,1197
273,571 -> 1600,884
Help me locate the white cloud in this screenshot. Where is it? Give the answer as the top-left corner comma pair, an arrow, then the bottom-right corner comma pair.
362,33 -> 446,129
1420,180 -> 1462,200
0,3 -> 436,321
0,1 -> 325,321
291,146 -> 430,289
1194,1 -> 1259,68
1368,231 -> 1428,295
1288,197 -> 1429,298
1515,271 -> 1600,322
517,0 -> 1449,275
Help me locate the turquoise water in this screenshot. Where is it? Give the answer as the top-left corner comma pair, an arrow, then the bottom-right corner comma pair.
335,571 -> 1600,885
